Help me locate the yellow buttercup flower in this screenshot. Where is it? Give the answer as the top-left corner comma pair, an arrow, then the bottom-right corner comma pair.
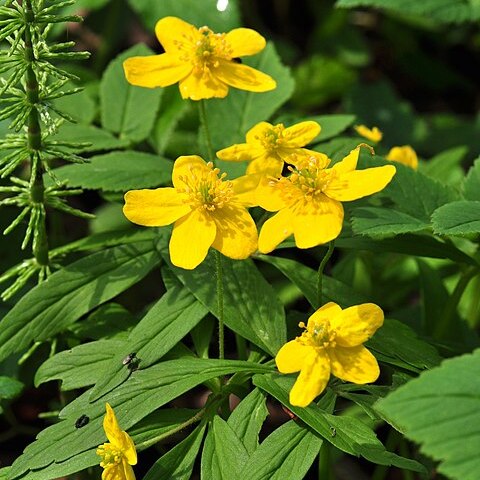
256,148 -> 396,253
386,145 -> 418,170
217,121 -> 324,177
354,125 -> 383,143
123,156 -> 258,269
123,16 -> 276,100
96,403 -> 137,480
276,302 -> 384,407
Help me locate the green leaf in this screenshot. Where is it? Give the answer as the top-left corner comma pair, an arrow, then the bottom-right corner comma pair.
53,87 -> 96,125
376,349 -> 480,480
227,389 -> 268,455
0,376 -> 23,399
144,425 -> 205,480
311,114 -> 356,142
257,255 -> 368,308
201,417 -> 250,479
0,240 -> 159,362
9,359 -> 273,480
420,146 -> 467,187
35,339 -> 124,390
254,374 -> 425,473
432,201 -> 480,236
204,42 -> 294,174
316,136 -> 362,161
51,151 -> 173,192
367,319 -> 441,371
463,158 -> 480,201
100,44 -> 163,143
163,252 -> 286,355
351,207 -> 428,238
50,123 -> 130,153
90,285 -> 208,401
128,0 -> 241,31
336,0 -> 480,24
240,420 -> 322,480
150,86 -> 189,155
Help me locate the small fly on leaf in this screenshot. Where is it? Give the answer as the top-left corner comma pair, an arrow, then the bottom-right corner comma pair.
123,352 -> 140,372
75,414 -> 89,429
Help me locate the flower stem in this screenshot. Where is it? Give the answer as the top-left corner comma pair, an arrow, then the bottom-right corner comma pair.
317,242 -> 335,308
24,0 -> 49,266
435,266 -> 477,339
215,250 -> 225,360
198,99 -> 215,163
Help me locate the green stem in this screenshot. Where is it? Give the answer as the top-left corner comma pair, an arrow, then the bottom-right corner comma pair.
24,0 -> 49,266
316,242 -> 335,308
198,99 -> 215,163
136,409 -> 205,449
435,266 -> 477,339
215,250 -> 225,360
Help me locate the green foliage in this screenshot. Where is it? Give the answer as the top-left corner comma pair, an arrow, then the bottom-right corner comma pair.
432,201 -> 480,236
376,349 -> 480,480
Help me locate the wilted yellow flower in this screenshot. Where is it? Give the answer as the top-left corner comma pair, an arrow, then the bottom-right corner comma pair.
123,16 -> 276,100
96,403 -> 137,480
217,121 -> 324,176
386,145 -> 418,170
256,148 -> 396,253
276,302 -> 384,407
124,156 -> 258,269
354,125 -> 383,143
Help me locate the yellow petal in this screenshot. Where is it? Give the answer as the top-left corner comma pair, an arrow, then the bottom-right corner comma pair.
122,458 -> 136,480
122,431 -> 137,466
354,125 -> 383,143
281,121 -> 321,148
216,143 -> 263,162
276,340 -> 312,373
331,148 -> 359,174
331,303 -> 384,347
289,349 -> 331,407
307,302 -> 342,330
172,155 -> 209,189
293,195 -> 344,249
155,17 -> 197,53
255,177 -> 289,212
231,173 -> 263,207
102,465 -> 120,480
103,403 -> 125,447
258,208 -> 294,253
245,121 -> 274,144
324,165 -> 396,202
386,145 -> 418,169
215,61 -> 276,93
246,157 -> 283,176
211,204 -> 258,259
329,345 -> 380,384
170,209 -> 216,269
123,54 -> 191,89
123,188 -> 190,227
277,148 -> 330,169
179,70 -> 229,100
225,28 -> 266,57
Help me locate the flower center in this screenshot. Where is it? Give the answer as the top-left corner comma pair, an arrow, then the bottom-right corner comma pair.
256,124 -> 285,152
177,162 -> 234,212
97,443 -> 123,468
182,26 -> 233,74
297,320 -> 337,349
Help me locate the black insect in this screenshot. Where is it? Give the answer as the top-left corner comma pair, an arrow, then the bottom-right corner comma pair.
232,57 -> 242,64
330,426 -> 336,437
123,352 -> 140,372
75,414 -> 89,429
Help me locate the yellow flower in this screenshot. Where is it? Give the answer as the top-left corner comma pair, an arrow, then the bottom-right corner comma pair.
276,302 -> 384,407
123,156 -> 258,269
96,403 -> 137,480
123,16 -> 276,100
256,148 -> 396,253
354,125 -> 383,143
217,121 -> 324,176
386,145 -> 418,170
